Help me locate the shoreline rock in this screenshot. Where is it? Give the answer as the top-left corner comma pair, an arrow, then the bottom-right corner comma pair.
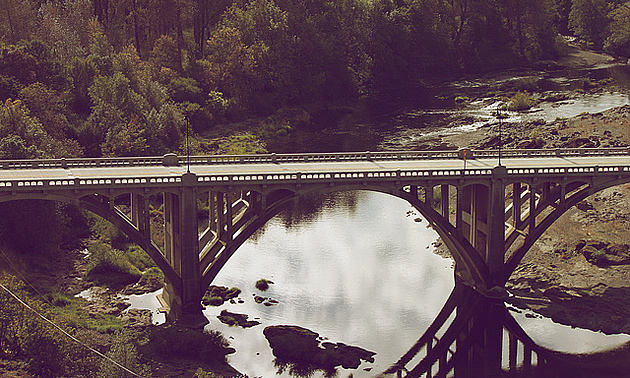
263,325 -> 376,370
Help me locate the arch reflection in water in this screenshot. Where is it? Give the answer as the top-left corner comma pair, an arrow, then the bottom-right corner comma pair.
382,280 -> 630,378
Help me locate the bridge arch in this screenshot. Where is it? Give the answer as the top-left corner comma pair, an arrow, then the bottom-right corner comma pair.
0,192 -> 180,288
198,182 -> 491,294
504,176 -> 630,278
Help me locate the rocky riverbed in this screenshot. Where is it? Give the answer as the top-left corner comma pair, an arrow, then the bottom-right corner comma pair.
441,99 -> 630,336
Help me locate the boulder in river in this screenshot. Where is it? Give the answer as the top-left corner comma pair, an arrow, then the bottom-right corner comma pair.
263,325 -> 375,370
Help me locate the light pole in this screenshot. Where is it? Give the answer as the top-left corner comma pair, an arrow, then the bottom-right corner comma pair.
185,116 -> 190,173
497,104 -> 503,166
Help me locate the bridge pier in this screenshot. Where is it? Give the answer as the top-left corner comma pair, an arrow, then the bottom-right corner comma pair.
160,173 -> 207,328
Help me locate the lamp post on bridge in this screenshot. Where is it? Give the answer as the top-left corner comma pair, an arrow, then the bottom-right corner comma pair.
497,103 -> 503,166
185,115 -> 191,173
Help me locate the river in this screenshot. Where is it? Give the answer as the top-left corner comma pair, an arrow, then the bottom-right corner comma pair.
125,62 -> 630,377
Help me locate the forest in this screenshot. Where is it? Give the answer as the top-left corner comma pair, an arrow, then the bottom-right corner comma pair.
0,1 -> 630,376
0,0 -> 626,162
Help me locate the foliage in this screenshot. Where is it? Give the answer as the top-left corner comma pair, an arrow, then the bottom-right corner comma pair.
604,3 -> 630,57
125,245 -> 156,272
138,267 -> 164,291
194,368 -> 226,378
255,278 -> 273,291
569,0 -> 610,48
87,212 -> 127,246
85,241 -> 142,287
0,276 -> 91,376
506,91 -> 538,111
97,331 -> 150,378
0,200 -> 68,254
143,325 -> 232,364
218,134 -> 266,155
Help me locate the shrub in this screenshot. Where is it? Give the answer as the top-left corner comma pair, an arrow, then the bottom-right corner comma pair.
86,242 -> 141,287
125,245 -> 155,272
203,296 -> 224,306
506,91 -> 537,111
138,267 -> 164,291
454,96 -> 469,104
144,326 -> 232,364
86,213 -> 128,246
98,332 -> 150,378
255,278 -> 273,291
218,134 -> 266,155
0,276 -> 88,376
512,77 -> 539,92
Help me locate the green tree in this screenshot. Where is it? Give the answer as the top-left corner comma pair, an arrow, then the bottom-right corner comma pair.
604,2 -> 630,57
0,0 -> 37,44
569,0 -> 609,48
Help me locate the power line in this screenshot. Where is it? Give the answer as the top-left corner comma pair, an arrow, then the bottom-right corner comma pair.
0,248 -> 52,306
0,281 -> 145,378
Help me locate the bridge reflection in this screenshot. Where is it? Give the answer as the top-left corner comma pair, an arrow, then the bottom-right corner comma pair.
383,279 -> 630,378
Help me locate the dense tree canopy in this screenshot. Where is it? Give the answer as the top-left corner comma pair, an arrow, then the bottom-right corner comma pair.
0,0 -> 626,159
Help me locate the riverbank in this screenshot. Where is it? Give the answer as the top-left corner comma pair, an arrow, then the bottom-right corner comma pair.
439,94 -> 630,336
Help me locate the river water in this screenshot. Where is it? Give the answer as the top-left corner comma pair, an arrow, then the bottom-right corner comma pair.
126,63 -> 630,377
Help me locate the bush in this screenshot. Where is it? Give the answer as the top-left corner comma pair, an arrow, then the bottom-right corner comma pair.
144,326 -> 232,364
98,332 -> 150,378
86,242 -> 141,287
203,296 -> 224,306
138,267 -> 164,291
0,276 -> 89,376
255,278 -> 273,291
86,213 -> 128,247
454,96 -> 470,104
506,91 -> 537,111
125,245 -> 156,272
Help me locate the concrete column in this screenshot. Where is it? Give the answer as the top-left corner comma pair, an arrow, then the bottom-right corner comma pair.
226,191 -> 234,238
216,192 -> 225,239
529,183 -> 536,232
177,172 -> 205,327
162,173 -> 207,327
164,192 -> 178,271
441,184 -> 450,219
513,183 -> 522,228
209,191 -> 216,232
487,166 -> 507,286
130,193 -> 150,238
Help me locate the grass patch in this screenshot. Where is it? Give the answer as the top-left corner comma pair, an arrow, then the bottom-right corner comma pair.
43,291 -> 125,333
255,278 -> 274,291
141,325 -> 233,364
125,245 -> 156,272
138,267 -> 164,290
506,91 -> 538,111
218,134 -> 266,155
85,242 -> 141,287
202,286 -> 241,306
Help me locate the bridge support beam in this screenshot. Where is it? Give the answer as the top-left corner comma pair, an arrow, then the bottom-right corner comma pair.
487,166 -> 507,286
161,173 -> 207,328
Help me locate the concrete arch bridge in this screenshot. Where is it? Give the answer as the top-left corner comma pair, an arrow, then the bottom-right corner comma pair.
1,148 -> 629,325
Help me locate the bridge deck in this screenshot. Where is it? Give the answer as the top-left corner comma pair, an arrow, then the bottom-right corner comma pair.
0,155 -> 628,185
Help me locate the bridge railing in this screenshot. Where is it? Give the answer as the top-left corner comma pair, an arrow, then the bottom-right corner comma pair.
1,165 -> 630,193
0,147 -> 627,170
470,147 -> 630,159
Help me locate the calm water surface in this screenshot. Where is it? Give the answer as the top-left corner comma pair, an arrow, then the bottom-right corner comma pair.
206,191 -> 454,377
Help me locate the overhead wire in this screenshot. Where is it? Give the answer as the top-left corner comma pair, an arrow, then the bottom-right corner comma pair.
0,246 -> 146,378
